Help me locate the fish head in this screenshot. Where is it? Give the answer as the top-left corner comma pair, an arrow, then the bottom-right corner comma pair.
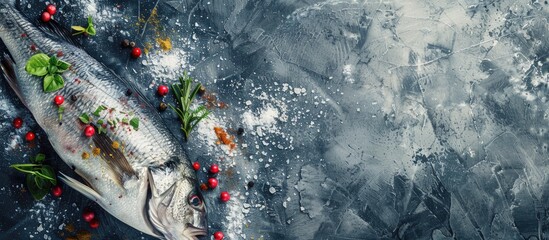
148,169 -> 207,240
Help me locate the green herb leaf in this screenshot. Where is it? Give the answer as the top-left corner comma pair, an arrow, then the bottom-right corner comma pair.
26,174 -> 50,200
33,153 -> 46,164
58,106 -> 65,121
71,26 -> 86,32
170,72 -> 210,140
56,59 -> 71,72
98,126 -> 107,134
25,53 -> 50,77
121,118 -> 129,124
79,113 -> 90,124
129,117 -> 139,130
97,119 -> 104,125
87,25 -> 96,36
43,74 -> 65,93
93,105 -> 107,117
40,165 -> 57,185
49,55 -> 58,66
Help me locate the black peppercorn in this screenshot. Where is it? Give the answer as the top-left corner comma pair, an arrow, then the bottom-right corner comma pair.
159,102 -> 168,111
247,181 -> 254,188
237,127 -> 244,135
121,39 -> 130,48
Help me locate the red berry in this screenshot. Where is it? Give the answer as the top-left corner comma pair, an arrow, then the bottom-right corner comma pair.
13,117 -> 23,129
192,162 -> 200,171
53,95 -> 64,105
82,209 -> 95,222
41,11 -> 51,22
84,125 -> 95,137
89,218 -> 100,229
25,131 -> 35,141
45,4 -> 56,15
220,191 -> 230,202
131,47 -> 142,58
51,185 -> 62,197
157,85 -> 169,96
213,231 -> 224,240
208,178 -> 218,189
209,164 -> 219,174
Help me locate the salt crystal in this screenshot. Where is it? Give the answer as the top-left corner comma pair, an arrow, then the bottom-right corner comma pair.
269,187 -> 276,194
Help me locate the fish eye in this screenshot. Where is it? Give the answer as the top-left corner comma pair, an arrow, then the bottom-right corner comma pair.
189,195 -> 202,207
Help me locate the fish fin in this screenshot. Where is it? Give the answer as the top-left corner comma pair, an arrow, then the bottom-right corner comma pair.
146,169 -> 172,236
92,132 -> 137,186
0,53 -> 27,107
59,172 -> 104,202
36,19 -> 81,47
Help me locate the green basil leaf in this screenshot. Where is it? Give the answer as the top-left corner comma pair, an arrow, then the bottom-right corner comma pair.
43,74 -> 65,92
49,55 -> 58,66
26,174 -> 49,200
25,53 -> 50,77
130,117 -> 139,130
34,175 -> 46,189
48,65 -> 58,75
40,165 -> 57,185
79,113 -> 90,124
56,60 -> 71,72
98,126 -> 107,134
33,153 -> 46,164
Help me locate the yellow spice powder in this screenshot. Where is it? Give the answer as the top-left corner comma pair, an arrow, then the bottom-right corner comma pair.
92,147 -> 101,156
81,152 -> 90,160
112,141 -> 120,149
156,37 -> 172,51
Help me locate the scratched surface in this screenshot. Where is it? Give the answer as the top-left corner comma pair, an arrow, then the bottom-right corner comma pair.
1,0 -> 549,239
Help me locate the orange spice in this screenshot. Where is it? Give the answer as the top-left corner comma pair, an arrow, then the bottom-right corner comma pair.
214,127 -> 236,150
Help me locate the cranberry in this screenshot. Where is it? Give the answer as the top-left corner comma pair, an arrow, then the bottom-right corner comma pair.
209,164 -> 219,174
192,162 -> 200,171
208,178 -> 218,189
213,231 -> 224,240
89,218 -> 100,229
131,47 -> 142,58
219,191 -> 230,202
51,185 -> 62,197
53,95 -> 64,105
45,4 -> 56,15
84,125 -> 95,137
157,85 -> 169,96
25,131 -> 35,141
82,208 -> 95,222
13,117 -> 23,129
41,11 -> 51,22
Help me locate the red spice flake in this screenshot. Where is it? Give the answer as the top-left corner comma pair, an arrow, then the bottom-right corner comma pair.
74,78 -> 81,84
21,33 -> 27,38
214,127 -> 236,150
218,102 -> 228,109
200,183 -> 208,191
57,51 -> 64,57
30,44 -> 37,51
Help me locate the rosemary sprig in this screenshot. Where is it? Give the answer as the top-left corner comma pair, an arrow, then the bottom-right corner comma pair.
169,72 -> 209,140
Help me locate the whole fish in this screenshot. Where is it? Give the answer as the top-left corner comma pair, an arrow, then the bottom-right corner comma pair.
0,3 -> 207,240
